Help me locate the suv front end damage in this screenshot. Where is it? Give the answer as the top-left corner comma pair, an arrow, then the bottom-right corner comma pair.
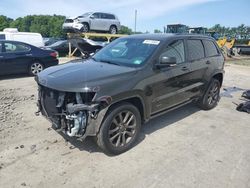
36,84 -> 111,140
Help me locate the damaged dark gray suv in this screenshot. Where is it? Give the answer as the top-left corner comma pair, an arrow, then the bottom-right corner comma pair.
36,34 -> 225,154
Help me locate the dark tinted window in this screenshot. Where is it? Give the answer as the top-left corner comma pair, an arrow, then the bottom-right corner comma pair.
4,42 -> 31,53
203,40 -> 219,57
92,13 -> 101,19
0,43 -> 2,52
0,34 -> 5,39
100,13 -> 108,19
107,14 -> 115,19
187,40 -> 205,61
160,40 -> 185,64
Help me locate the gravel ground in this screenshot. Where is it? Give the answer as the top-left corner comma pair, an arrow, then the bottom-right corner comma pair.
0,62 -> 250,188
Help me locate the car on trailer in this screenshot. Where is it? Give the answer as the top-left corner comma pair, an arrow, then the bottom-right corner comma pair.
62,12 -> 121,34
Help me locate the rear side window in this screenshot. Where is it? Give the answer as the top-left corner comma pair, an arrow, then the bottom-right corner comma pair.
101,13 -> 108,19
4,42 -> 31,53
187,40 -> 205,61
203,40 -> 219,57
0,34 -> 5,39
107,14 -> 115,19
160,40 -> 185,64
0,43 -> 2,53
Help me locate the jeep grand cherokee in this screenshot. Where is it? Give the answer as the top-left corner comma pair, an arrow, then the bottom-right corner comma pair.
35,34 -> 224,154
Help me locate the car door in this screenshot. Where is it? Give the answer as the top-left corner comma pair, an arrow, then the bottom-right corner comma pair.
150,39 -> 194,114
2,41 -> 32,74
186,39 -> 209,96
90,12 -> 105,31
0,42 -> 5,75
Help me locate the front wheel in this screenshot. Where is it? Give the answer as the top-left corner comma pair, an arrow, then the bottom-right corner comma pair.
198,78 -> 221,110
80,23 -> 89,33
96,103 -> 141,155
29,61 -> 44,76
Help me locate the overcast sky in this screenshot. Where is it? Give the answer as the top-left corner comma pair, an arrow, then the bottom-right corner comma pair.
0,0 -> 249,32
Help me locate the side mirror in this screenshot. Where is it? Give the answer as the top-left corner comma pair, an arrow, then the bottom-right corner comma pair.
90,15 -> 95,19
156,56 -> 177,68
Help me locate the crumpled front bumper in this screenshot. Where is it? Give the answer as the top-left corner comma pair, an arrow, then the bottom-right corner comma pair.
36,84 -> 110,140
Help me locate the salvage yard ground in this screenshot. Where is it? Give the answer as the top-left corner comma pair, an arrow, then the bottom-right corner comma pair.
0,59 -> 250,188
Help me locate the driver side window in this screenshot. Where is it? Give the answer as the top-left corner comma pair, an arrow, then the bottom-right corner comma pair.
160,40 -> 185,64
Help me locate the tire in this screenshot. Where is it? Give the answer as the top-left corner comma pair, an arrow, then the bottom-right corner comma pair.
198,78 -> 221,110
80,23 -> 89,33
29,61 -> 44,76
96,102 -> 141,155
109,25 -> 117,34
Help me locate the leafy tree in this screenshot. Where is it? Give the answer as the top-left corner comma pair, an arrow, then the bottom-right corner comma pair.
118,25 -> 133,35
0,15 -> 13,31
154,29 -> 162,33
8,15 -> 66,38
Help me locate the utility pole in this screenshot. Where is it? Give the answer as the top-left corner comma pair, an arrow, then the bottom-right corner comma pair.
134,9 -> 137,33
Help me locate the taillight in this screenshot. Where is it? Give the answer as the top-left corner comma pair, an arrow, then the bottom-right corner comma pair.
50,52 -> 58,58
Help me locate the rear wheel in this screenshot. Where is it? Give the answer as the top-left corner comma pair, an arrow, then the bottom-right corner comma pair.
29,61 -> 44,76
198,78 -> 221,110
109,25 -> 117,34
96,103 -> 141,155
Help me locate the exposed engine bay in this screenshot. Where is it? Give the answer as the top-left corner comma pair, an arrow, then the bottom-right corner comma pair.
36,85 -> 111,139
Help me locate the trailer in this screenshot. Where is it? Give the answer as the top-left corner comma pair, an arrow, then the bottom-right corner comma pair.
67,32 -> 126,57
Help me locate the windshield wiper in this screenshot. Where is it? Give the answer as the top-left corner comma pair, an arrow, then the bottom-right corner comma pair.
99,59 -> 120,66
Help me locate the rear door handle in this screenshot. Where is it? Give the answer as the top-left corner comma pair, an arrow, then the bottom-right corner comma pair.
181,66 -> 189,71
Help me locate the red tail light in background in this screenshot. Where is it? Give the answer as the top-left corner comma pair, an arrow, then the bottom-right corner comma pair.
50,52 -> 58,58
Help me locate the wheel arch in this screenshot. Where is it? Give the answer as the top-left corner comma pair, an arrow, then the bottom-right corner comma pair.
82,22 -> 90,28
107,96 -> 145,123
212,72 -> 223,87
93,95 -> 146,135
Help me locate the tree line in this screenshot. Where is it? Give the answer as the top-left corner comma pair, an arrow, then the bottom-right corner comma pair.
0,15 -> 249,39
0,15 -> 66,38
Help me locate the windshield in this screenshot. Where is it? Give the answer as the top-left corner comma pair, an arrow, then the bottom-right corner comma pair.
79,12 -> 92,18
93,37 -> 160,67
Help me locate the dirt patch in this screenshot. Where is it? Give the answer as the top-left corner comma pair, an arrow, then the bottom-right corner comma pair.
0,88 -> 35,138
0,63 -> 250,188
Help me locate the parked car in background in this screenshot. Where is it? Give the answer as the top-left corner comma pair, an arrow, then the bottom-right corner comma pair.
0,40 -> 58,76
36,34 -> 224,154
0,28 -> 44,47
45,39 -> 105,58
62,12 -> 121,34
45,40 -> 75,57
68,38 -> 106,58
43,37 -> 66,46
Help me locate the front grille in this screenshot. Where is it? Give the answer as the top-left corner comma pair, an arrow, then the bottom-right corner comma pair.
64,19 -> 74,23
39,86 -> 59,118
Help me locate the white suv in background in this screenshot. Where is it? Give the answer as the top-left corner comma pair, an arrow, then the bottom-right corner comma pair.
62,12 -> 121,34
